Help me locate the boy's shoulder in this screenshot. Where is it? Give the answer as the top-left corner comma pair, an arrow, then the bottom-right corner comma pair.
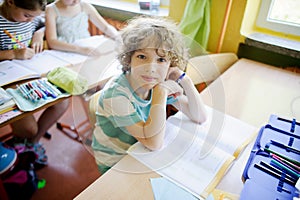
102,74 -> 131,96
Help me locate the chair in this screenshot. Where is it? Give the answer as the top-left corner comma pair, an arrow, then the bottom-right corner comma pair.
55,78 -> 109,143
80,90 -> 102,152
186,52 -> 238,87
87,90 -> 102,127
167,53 -> 238,117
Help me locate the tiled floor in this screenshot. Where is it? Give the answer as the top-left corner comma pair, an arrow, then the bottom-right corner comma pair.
31,96 -> 101,200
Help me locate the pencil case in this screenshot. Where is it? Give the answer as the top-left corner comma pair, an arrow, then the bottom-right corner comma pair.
240,114 -> 300,200
47,67 -> 88,95
6,78 -> 70,112
240,178 -> 298,200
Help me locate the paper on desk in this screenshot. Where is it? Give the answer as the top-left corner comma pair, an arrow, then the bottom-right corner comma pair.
74,35 -> 116,55
45,50 -> 88,66
150,177 -> 199,200
13,51 -> 70,75
46,36 -> 116,66
128,106 -> 256,199
0,60 -> 41,86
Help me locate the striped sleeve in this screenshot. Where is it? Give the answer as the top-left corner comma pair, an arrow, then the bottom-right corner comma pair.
0,15 -> 38,50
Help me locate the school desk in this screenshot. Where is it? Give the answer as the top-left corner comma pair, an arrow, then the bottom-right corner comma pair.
74,58 -> 300,199
0,36 -> 119,129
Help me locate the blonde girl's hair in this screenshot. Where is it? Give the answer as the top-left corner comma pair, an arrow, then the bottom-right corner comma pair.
116,16 -> 189,73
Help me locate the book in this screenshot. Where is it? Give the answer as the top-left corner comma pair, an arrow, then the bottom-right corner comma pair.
0,102 -> 16,115
45,36 -> 116,65
0,108 -> 22,124
0,51 -> 70,87
127,105 -> 257,199
0,36 -> 116,87
209,189 -> 239,200
0,87 -> 16,114
0,60 -> 41,86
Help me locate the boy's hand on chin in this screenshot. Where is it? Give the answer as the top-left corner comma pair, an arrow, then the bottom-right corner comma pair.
157,80 -> 183,97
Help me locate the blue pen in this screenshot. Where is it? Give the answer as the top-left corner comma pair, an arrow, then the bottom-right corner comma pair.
17,84 -> 29,99
24,83 -> 39,101
43,80 -> 62,95
271,159 -> 300,179
35,80 -> 51,97
40,80 -> 59,98
38,79 -> 58,98
32,81 -> 47,99
20,84 -> 36,102
20,84 -> 33,100
43,85 -> 56,98
270,140 -> 300,155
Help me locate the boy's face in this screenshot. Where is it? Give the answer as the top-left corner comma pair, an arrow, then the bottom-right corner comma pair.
130,48 -> 171,90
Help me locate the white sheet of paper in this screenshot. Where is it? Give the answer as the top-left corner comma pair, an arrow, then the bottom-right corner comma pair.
0,60 -> 40,86
150,177 -> 199,200
128,106 -> 256,198
13,51 -> 69,75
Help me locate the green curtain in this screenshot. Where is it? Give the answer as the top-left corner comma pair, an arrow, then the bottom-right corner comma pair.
179,0 -> 211,55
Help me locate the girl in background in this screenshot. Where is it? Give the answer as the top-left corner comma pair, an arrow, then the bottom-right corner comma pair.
0,0 -> 45,60
0,0 -> 69,166
45,0 -> 119,55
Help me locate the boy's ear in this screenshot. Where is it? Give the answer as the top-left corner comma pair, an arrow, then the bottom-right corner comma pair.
7,0 -> 14,6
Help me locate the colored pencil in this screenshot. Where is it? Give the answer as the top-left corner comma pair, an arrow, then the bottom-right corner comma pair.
3,29 -> 26,48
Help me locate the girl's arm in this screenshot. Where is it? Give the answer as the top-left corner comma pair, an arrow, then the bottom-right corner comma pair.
31,27 -> 45,53
172,74 -> 207,124
45,4 -> 93,55
126,84 -> 170,151
0,48 -> 35,61
84,3 -> 119,40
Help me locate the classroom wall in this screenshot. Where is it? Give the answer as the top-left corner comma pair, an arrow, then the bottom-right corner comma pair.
169,0 -> 247,54
209,0 -> 247,53
170,0 -> 300,54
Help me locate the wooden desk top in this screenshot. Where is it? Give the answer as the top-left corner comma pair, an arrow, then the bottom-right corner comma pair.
0,37 -> 120,128
201,58 -> 300,127
75,58 -> 300,200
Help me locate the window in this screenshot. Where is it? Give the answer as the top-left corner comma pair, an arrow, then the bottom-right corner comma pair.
256,0 -> 300,36
85,0 -> 169,18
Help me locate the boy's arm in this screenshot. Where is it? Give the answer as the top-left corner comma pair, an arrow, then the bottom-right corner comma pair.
172,75 -> 207,124
126,86 -> 169,151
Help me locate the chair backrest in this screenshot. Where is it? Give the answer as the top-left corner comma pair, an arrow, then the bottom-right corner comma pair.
186,53 -> 238,85
88,90 -> 102,126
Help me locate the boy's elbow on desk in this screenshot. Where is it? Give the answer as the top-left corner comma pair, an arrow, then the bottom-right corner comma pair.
145,143 -> 163,151
191,109 -> 208,124
138,138 -> 163,151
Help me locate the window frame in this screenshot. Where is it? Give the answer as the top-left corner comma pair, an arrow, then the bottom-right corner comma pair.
256,0 -> 300,36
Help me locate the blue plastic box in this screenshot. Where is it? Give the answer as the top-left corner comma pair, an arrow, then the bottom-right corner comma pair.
240,115 -> 300,199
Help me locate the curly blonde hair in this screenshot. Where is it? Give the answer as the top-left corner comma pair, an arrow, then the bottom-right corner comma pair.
116,16 -> 189,73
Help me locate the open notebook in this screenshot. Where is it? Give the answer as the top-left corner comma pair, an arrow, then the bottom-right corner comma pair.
127,105 -> 257,199
0,36 -> 115,87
